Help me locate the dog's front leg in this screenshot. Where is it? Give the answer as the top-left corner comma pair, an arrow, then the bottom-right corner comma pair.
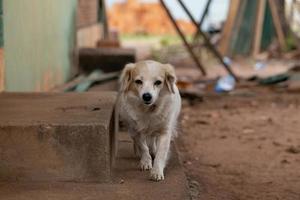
150,133 -> 171,181
138,134 -> 153,171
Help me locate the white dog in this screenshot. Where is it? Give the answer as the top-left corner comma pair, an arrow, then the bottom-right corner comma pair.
117,60 -> 181,181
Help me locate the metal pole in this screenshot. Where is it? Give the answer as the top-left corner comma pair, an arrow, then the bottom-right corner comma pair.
159,0 -> 207,76
177,0 -> 238,81
193,0 -> 212,41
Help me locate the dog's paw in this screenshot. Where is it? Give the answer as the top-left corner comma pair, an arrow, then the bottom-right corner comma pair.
150,167 -> 164,181
140,156 -> 152,171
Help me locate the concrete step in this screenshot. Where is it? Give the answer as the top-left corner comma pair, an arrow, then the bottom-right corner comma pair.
0,92 -> 117,182
0,133 -> 190,200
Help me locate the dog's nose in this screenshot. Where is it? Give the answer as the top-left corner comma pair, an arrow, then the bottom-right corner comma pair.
142,93 -> 152,102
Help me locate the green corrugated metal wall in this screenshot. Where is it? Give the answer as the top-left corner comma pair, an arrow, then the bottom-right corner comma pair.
261,1 -> 276,50
3,0 -> 77,91
229,0 -> 276,56
231,0 -> 258,55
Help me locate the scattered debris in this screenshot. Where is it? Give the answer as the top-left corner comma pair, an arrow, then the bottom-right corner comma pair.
223,56 -> 232,66
215,75 -> 236,93
177,78 -> 204,104
259,74 -> 290,85
254,61 -> 267,71
179,90 -> 203,105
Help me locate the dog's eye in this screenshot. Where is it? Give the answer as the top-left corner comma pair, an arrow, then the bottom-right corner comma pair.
135,80 -> 143,85
154,80 -> 162,86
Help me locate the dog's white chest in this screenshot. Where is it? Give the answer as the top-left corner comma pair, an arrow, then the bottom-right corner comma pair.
129,109 -> 167,135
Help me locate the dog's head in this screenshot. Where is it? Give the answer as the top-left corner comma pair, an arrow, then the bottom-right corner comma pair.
119,60 -> 176,106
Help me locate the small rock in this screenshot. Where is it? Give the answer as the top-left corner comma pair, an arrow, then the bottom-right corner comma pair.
220,135 -> 227,139
259,136 -> 267,140
208,112 -> 221,119
210,163 -> 221,168
186,161 -> 192,165
267,117 -> 273,123
119,179 -> 125,184
222,104 -> 230,109
273,141 -> 282,146
259,116 -> 269,121
281,159 -> 290,164
243,128 -> 255,134
250,101 -> 258,107
195,120 -> 209,125
271,103 -> 277,108
286,146 -> 300,154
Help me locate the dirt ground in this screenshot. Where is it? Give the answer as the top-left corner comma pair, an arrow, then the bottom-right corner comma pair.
177,87 -> 300,199
121,40 -> 300,199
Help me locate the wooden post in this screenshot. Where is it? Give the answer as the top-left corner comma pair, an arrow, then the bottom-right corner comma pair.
268,0 -> 286,50
219,0 -> 241,55
252,0 -> 267,56
100,0 -> 109,40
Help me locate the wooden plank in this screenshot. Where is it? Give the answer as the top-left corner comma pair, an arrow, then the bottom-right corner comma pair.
252,0 -> 267,56
79,47 -> 136,73
268,0 -> 286,50
219,0 -> 241,55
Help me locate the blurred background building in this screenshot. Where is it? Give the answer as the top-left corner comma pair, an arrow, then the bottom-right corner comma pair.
0,0 -> 106,92
0,0 -> 299,92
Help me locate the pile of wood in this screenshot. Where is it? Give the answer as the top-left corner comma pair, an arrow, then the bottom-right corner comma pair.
107,0 -> 195,35
219,0 -> 300,58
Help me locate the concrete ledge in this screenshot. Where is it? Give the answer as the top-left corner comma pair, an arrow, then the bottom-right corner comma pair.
0,92 -> 117,182
0,133 -> 190,200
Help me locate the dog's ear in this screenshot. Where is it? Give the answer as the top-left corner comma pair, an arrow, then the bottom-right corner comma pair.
164,64 -> 176,94
119,63 -> 135,92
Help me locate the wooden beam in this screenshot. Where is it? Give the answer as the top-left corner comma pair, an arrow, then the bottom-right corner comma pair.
193,0 -> 212,41
268,0 -> 286,50
252,0 -> 267,56
159,0 -> 207,76
177,0 -> 238,81
219,0 -> 241,55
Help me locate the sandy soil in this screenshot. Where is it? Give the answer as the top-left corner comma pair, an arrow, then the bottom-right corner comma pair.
177,87 -> 300,199
120,41 -> 300,198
